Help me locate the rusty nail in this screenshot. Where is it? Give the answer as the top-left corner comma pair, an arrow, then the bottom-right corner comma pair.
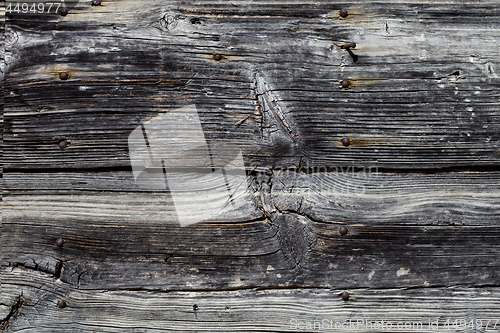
341,80 -> 350,88
340,43 -> 358,62
347,49 -> 359,63
57,300 -> 67,308
339,226 -> 349,235
341,137 -> 350,147
59,72 -> 69,80
341,42 -> 356,50
59,7 -> 68,16
341,291 -> 349,301
339,9 -> 348,18
58,140 -> 67,149
213,54 -> 223,61
56,238 -> 65,247
92,0 -> 101,6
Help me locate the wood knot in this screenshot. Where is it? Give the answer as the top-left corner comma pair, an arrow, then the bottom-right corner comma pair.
159,11 -> 184,32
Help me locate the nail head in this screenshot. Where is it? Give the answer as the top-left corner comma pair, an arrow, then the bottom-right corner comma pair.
59,72 -> 69,80
92,0 -> 101,6
341,291 -> 349,301
341,137 -> 350,147
339,226 -> 349,235
341,80 -> 350,88
339,9 -> 348,18
59,7 -> 68,16
56,238 -> 65,247
58,140 -> 67,149
213,54 -> 223,61
57,300 -> 67,308
349,42 -> 356,49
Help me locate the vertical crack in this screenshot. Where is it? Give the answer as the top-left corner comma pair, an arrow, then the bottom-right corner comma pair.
255,72 -> 300,147
0,295 -> 23,331
54,260 -> 63,279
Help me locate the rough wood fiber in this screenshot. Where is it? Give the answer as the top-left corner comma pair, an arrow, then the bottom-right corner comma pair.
3,170 -> 500,292
3,0 -> 500,169
2,0 -> 500,332
1,3 -> 4,177
3,269 -> 500,333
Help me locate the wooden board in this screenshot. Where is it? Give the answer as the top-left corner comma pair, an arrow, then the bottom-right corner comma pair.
3,0 -> 500,170
3,170 -> 500,330
2,0 -> 500,332
3,269 -> 500,332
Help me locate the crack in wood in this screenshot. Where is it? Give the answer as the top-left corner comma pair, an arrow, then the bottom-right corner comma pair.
5,260 -> 64,281
0,295 -> 23,332
255,72 -> 300,147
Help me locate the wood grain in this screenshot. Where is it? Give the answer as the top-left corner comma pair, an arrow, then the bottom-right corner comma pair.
3,268 -> 500,332
1,3 -> 5,177
3,0 -> 500,169
3,170 -> 499,292
2,0 -> 500,331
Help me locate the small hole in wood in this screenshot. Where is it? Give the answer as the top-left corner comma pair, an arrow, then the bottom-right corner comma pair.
190,17 -> 202,24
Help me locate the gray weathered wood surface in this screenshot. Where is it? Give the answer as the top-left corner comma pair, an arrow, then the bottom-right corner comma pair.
3,268 -> 500,332
2,0 -> 500,332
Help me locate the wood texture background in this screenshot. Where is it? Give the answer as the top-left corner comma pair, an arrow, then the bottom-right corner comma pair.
2,0 -> 500,332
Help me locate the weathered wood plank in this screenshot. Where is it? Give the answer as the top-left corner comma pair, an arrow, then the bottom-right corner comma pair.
0,1 -> 7,322
4,169 -> 500,225
1,2 -> 5,177
3,0 -> 500,169
3,268 -> 500,332
3,171 -> 499,290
